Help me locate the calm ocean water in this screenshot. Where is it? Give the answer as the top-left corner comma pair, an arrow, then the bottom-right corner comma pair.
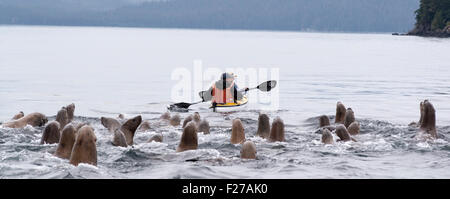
0,26 -> 449,178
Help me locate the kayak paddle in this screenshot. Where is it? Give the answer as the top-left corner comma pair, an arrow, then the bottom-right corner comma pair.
168,80 -> 277,110
243,80 -> 277,92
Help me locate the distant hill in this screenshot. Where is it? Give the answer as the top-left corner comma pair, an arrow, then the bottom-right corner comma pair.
0,0 -> 420,33
409,0 -> 450,37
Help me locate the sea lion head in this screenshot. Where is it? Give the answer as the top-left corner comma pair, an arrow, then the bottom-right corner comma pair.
72,122 -> 87,132
54,124 -> 77,159
41,121 -> 60,144
344,108 -> 355,128
30,112 -> 48,127
70,125 -> 97,166
269,117 -> 285,142
160,112 -> 171,120
240,141 -> 257,159
148,134 -> 163,143
319,115 -> 330,127
182,115 -> 193,128
100,117 -> 107,126
177,121 -> 198,152
321,128 -> 334,144
121,115 -> 142,145
170,114 -> 181,126
56,107 -> 69,129
65,103 -> 75,122
335,102 -> 346,124
347,121 -> 360,135
193,112 -> 201,123
197,120 -> 210,134
231,118 -> 245,144
256,113 -> 270,138
138,120 -> 151,132
335,125 -> 352,142
420,100 -> 437,138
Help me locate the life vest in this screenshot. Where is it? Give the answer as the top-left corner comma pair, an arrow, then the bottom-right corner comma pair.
212,81 -> 235,104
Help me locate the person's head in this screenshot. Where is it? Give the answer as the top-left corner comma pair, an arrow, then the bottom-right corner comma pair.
220,72 -> 235,84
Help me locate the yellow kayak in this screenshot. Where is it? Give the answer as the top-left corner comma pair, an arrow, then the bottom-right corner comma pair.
210,96 -> 248,112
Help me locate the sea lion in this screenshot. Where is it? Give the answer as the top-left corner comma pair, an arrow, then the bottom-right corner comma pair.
72,122 -> 87,132
40,121 -> 60,144
3,112 -> 48,128
112,129 -> 127,147
182,115 -> 193,128
65,103 -> 75,122
197,120 -> 210,134
54,124 -> 77,159
138,120 -> 151,132
70,126 -> 97,166
321,128 -> 334,144
193,112 -> 201,123
419,100 -> 437,138
100,117 -> 121,132
120,115 -> 142,146
344,108 -> 355,128
160,112 -> 171,120
256,114 -> 270,138
56,107 -> 69,129
170,114 -> 181,126
319,115 -> 330,127
148,134 -> 163,143
335,125 -> 352,142
269,117 -> 285,142
231,118 -> 245,144
177,121 -> 198,152
347,122 -> 360,135
12,111 -> 24,120
118,114 -> 125,120
335,102 -> 346,124
240,141 -> 257,159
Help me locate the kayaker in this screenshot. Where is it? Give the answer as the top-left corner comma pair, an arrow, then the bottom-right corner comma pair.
201,72 -> 249,105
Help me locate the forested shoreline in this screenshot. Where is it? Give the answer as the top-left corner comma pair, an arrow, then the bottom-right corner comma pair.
409,0 -> 450,37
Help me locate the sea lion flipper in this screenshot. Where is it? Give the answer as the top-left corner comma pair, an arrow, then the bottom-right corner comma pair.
120,115 -> 142,146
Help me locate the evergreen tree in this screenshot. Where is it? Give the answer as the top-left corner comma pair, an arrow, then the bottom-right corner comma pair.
431,11 -> 445,30
414,0 -> 450,32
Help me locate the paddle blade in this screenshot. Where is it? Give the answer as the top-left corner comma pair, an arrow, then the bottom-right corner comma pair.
172,102 -> 192,109
256,80 -> 277,92
198,91 -> 206,100
167,103 -> 191,112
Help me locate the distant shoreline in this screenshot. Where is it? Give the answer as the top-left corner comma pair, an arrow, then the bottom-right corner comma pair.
392,32 -> 450,38
0,24 -> 403,35
406,31 -> 450,38
3,23 -> 449,39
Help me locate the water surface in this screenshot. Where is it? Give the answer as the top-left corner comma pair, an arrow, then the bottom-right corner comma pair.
0,26 -> 449,178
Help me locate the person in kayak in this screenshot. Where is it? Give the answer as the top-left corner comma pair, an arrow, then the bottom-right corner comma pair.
201,72 -> 249,106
